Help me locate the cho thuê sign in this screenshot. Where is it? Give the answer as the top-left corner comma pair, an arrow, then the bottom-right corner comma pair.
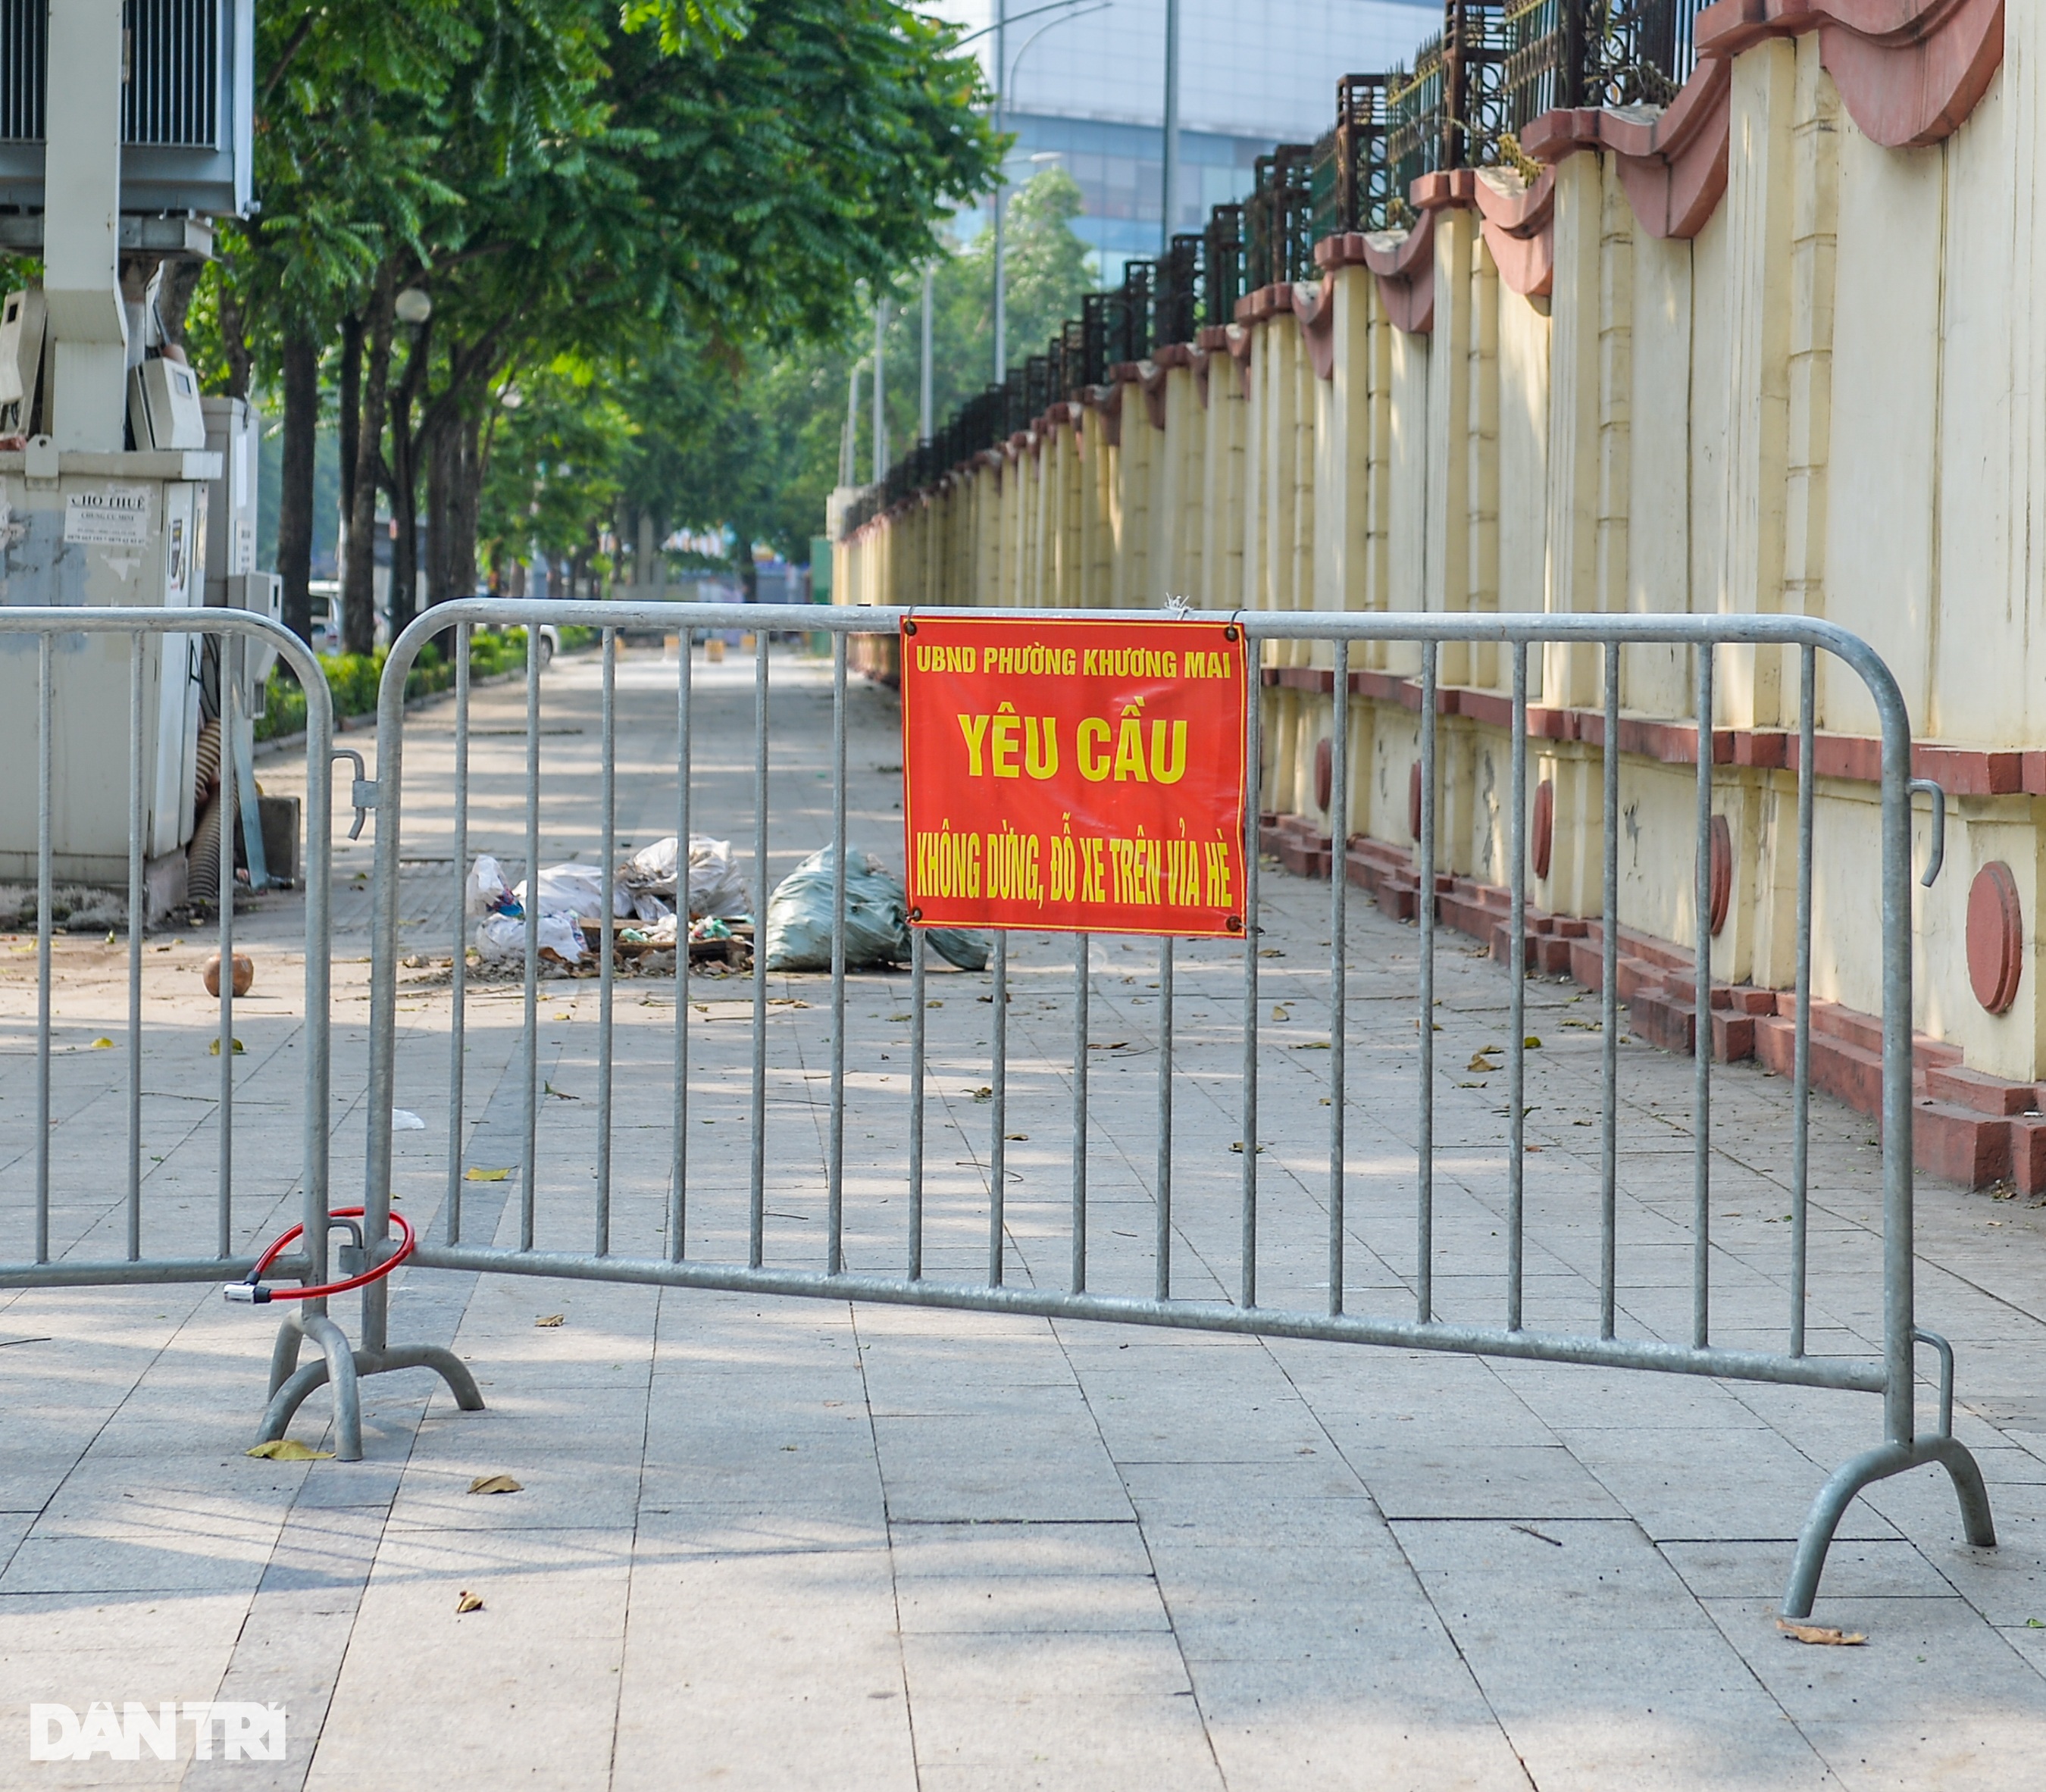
899,616 -> 1248,938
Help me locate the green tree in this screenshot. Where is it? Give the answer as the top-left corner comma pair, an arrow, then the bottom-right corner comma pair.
196,0 -> 998,647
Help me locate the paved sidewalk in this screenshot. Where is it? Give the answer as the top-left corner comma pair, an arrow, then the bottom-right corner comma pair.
4,644 -> 2046,1789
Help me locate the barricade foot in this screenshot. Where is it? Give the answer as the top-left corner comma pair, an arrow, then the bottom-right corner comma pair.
266,1318 -> 305,1398
368,1343 -> 486,1412
1784,1434 -> 1997,1618
251,1331 -> 485,1462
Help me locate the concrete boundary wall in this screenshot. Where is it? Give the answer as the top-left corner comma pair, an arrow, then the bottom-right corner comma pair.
837,9 -> 2046,1100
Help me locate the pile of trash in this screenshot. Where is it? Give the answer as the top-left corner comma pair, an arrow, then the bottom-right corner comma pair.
466,837 -> 753,975
464,837 -> 987,979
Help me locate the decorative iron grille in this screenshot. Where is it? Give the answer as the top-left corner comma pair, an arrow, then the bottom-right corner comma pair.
1156,233 -> 1204,346
1312,73 -> 1399,239
1204,204 -> 1247,323
1246,145 -> 1316,290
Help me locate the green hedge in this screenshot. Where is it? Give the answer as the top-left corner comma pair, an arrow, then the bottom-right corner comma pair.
255,626 -> 600,741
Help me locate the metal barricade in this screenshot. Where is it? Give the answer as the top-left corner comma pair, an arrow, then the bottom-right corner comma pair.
321,599 -> 1991,1618
0,607 -> 436,1458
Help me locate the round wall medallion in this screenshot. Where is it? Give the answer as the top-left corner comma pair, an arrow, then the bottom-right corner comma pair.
1531,780 -> 1554,880
1967,862 -> 2023,1015
1703,815 -> 1732,937
1408,762 -> 1423,842
1314,736 -> 1333,813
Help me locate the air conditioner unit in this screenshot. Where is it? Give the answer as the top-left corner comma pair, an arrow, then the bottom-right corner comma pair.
0,0 -> 254,218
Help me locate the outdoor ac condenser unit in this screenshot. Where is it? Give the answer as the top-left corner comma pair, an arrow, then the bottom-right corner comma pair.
0,0 -> 255,219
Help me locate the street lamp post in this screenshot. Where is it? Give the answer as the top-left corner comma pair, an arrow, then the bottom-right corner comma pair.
1161,0 -> 1180,255
988,0 -> 1110,384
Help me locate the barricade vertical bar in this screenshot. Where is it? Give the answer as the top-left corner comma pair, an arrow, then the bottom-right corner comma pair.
447,626 -> 471,1245
34,630 -> 51,1264
1508,643 -> 1528,1332
827,631 -> 848,1276
1328,640 -> 1349,1318
1600,641 -> 1620,1339
1693,642 -> 1715,1349
1791,643 -> 1816,1356
521,624 -> 541,1251
1155,935 -> 1174,1302
989,930 -> 1008,1286
1880,649 -> 1917,1450
1416,642 -> 1437,1324
127,634 -> 144,1261
299,623 -> 335,1300
1242,640 -> 1261,1309
670,630 -> 691,1263
1071,933 -> 1089,1294
596,630 -> 617,1256
908,927 -> 926,1280
217,634 -> 237,1260
750,630 -> 769,1268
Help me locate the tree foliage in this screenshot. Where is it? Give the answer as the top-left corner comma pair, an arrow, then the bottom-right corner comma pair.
183,0 -> 998,643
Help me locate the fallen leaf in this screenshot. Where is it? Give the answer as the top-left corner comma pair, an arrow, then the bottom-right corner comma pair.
468,1475 -> 524,1495
1087,1041 -> 1129,1051
464,1167 -> 512,1182
543,1081 -> 580,1100
246,1440 -> 332,1462
455,1590 -> 484,1614
1467,1053 -> 1499,1072
534,1314 -> 565,1328
970,1086 -> 993,1102
208,1038 -> 245,1055
1777,1618 -> 1866,1647
1004,1133 -> 1028,1141
1270,1006 -> 1290,1022
1523,1036 -> 1542,1049
90,1037 -> 114,1049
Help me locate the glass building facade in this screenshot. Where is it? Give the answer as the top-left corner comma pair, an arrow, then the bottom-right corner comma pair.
940,0 -> 1442,280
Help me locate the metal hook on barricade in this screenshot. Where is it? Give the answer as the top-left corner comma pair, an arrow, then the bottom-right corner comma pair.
1908,777 -> 1945,887
332,747 -> 376,840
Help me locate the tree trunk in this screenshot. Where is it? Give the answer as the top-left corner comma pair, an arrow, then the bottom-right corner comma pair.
216,284 -> 253,401
277,329 -> 318,643
341,273 -> 394,658
451,413 -> 483,600
385,320 -> 432,641
425,420 -> 452,608
337,312 -> 362,599
153,257 -> 205,351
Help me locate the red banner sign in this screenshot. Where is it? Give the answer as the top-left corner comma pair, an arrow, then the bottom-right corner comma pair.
899,616 -> 1248,938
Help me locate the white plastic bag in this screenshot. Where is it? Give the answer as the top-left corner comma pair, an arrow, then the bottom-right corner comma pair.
618,835 -> 751,921
466,853 -> 515,918
475,910 -> 586,964
514,863 -> 634,921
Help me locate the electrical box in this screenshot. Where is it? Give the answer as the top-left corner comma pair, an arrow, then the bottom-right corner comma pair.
0,448 -> 217,886
0,0 -> 255,219
0,289 -> 45,431
199,394 -> 256,596
130,358 -> 208,452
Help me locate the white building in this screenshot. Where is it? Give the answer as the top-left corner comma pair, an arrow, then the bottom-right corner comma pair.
936,0 -> 1443,274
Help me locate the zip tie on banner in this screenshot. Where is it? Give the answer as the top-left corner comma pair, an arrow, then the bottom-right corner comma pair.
224,1206 -> 415,1305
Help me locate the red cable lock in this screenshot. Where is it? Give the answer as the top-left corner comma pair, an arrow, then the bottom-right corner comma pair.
224,1206 -> 415,1305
